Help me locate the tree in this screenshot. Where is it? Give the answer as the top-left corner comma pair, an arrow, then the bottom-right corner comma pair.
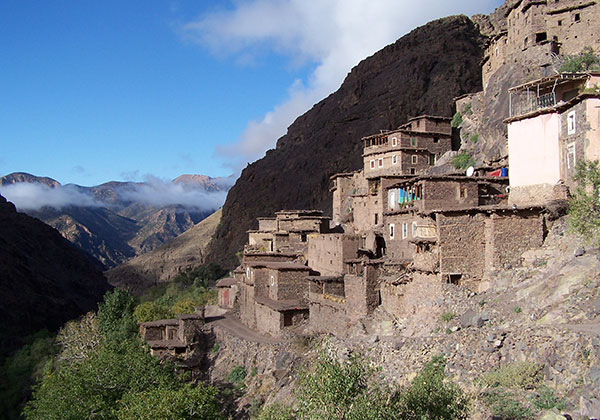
568,160 -> 600,245
97,289 -> 138,342
116,384 -> 223,420
56,312 -> 101,363
560,47 -> 600,72
133,301 -> 174,323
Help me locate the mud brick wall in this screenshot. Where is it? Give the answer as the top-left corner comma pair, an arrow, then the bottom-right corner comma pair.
239,283 -> 257,329
489,212 -> 545,269
438,213 -> 486,278
307,234 -> 359,276
309,295 -> 348,334
255,302 -> 282,336
422,180 -> 479,211
271,269 -> 310,301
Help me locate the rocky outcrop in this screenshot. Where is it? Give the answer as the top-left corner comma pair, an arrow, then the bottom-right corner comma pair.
106,208 -> 222,294
207,15 -> 486,269
0,194 -> 111,352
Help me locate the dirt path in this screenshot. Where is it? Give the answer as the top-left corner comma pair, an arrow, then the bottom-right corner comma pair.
207,313 -> 286,345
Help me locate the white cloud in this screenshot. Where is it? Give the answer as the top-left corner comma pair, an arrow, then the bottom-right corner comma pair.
183,0 -> 501,169
0,183 -> 101,211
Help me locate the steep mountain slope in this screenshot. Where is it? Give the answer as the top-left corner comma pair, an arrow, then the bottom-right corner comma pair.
106,208 -> 222,294
0,194 -> 110,352
206,15 -> 486,269
0,173 -> 226,268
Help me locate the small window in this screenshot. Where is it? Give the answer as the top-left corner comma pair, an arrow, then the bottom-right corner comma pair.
574,13 -> 581,22
433,137 -> 439,143
536,32 -> 547,43
411,155 -> 418,164
370,160 -> 375,169
378,158 -> 384,168
389,223 -> 395,239
402,223 -> 408,239
392,155 -> 398,165
301,233 -> 307,242
412,222 -> 417,237
411,137 -> 417,147
374,213 -> 378,225
567,111 -> 576,134
524,37 -> 528,48
410,168 -> 416,175
391,137 -> 397,146
246,267 -> 251,278
459,187 -> 467,198
567,143 -> 576,169
557,19 -> 562,26
270,275 -> 275,286
429,154 -> 436,165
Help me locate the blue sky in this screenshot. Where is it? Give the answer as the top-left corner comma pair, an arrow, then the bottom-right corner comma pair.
0,0 -> 502,187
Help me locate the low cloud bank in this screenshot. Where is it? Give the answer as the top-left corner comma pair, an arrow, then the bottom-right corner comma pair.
0,183 -> 101,211
0,176 -> 232,212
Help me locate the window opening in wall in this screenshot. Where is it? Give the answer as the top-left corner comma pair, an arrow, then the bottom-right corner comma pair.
433,137 -> 439,143
524,37 -> 528,48
445,274 -> 462,285
246,267 -> 251,279
392,137 -> 397,146
389,223 -> 395,239
574,13 -> 580,22
412,222 -> 417,237
270,275 -> 275,286
378,158 -> 383,168
411,155 -> 418,164
429,154 -> 436,165
411,137 -> 417,147
567,143 -> 576,169
536,32 -> 547,43
567,111 -> 576,134
410,168 -> 416,175
374,213 -> 378,225
283,312 -> 294,327
301,233 -> 307,242
392,155 -> 398,165
558,19 -> 562,26
370,160 -> 375,169
459,187 -> 467,198
402,223 -> 408,239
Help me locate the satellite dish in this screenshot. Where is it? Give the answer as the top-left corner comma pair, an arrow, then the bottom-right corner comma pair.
466,166 -> 475,177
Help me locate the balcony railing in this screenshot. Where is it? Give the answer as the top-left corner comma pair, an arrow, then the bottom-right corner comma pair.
509,91 -> 556,117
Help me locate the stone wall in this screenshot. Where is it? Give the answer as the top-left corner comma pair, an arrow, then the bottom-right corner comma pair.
488,212 -> 545,270
438,213 -> 487,279
239,283 -> 256,329
422,180 -> 479,211
255,302 -> 282,336
268,268 -> 311,301
307,234 -> 360,276
385,213 -> 434,262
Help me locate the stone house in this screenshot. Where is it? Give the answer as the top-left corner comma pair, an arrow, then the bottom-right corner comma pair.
483,0 -> 600,87
139,312 -> 205,358
505,72 -> 600,205
238,260 -> 314,336
216,276 -> 238,309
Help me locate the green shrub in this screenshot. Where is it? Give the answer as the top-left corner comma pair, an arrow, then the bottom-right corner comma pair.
453,151 -> 476,170
560,47 -> 600,72
569,160 -> 600,245
397,355 -> 470,420
480,361 -> 544,390
462,103 -> 473,116
254,402 -> 295,420
482,389 -> 533,420
513,306 -> 522,314
531,385 -> 566,411
172,298 -> 197,315
451,112 -> 463,128
469,133 -> 479,143
211,343 -> 220,355
227,366 -> 247,385
133,301 -> 173,323
441,312 -> 456,322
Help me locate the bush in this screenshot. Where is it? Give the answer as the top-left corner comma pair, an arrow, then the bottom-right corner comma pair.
451,112 -> 463,128
397,355 -> 470,420
133,301 -> 174,323
227,366 -> 247,385
569,160 -> 600,245
469,133 -> 479,143
453,151 -> 476,170
531,385 -> 566,411
116,384 -> 223,420
172,298 -> 197,315
441,312 -> 456,322
254,403 -> 295,420
482,389 -> 533,420
462,103 -> 473,116
480,361 -> 544,390
560,47 -> 600,72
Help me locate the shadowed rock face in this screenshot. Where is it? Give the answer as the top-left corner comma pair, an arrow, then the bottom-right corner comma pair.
206,15 -> 486,269
0,194 -> 111,352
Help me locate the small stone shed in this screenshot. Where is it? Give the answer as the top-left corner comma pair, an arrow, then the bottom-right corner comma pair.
139,312 -> 205,358
216,277 -> 238,309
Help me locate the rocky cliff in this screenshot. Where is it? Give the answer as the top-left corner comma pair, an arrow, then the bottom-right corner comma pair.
0,194 -> 111,352
206,15 -> 486,269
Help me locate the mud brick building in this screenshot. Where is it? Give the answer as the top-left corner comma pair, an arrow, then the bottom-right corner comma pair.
483,0 -> 600,87
216,276 -> 239,309
139,312 -> 205,358
505,72 -> 600,205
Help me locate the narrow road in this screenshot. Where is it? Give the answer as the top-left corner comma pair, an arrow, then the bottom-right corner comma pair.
207,313 -> 286,345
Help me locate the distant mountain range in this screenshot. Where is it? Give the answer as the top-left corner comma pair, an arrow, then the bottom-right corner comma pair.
0,172 -> 230,268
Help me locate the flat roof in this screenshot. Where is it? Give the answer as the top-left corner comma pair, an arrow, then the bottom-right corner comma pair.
406,115 -> 452,122
146,339 -> 186,349
141,319 -> 179,327
254,295 -> 308,311
245,261 -> 310,271
508,72 -> 597,92
217,277 -> 238,287
306,275 -> 344,283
